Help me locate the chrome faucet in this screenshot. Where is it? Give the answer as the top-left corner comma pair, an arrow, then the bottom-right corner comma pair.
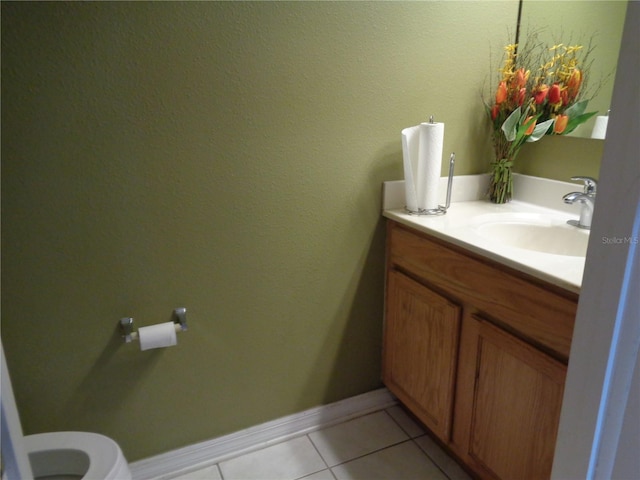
563,176 -> 597,229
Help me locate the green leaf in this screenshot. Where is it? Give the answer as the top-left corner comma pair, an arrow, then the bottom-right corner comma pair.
564,99 -> 589,118
501,107 -> 522,142
526,119 -> 554,142
509,114 -> 537,153
564,111 -> 599,135
511,125 -> 528,148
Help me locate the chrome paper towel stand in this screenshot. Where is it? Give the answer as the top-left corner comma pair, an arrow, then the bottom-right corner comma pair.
406,151 -> 455,216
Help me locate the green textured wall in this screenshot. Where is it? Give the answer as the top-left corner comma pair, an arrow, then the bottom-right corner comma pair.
1,1 -> 607,461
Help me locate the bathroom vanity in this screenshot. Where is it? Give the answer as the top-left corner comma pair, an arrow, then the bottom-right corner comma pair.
381,178 -> 585,480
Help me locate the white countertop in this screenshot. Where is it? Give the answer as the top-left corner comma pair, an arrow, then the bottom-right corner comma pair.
382,174 -> 588,294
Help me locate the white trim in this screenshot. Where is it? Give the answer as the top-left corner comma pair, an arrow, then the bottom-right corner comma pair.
551,2 -> 640,479
589,204 -> 640,478
1,340 -> 35,480
130,388 -> 396,480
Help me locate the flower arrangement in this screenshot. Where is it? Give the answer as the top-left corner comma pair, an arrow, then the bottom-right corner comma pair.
485,38 -> 597,203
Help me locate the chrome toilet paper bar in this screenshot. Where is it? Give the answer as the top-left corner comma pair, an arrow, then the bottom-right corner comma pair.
120,307 -> 187,343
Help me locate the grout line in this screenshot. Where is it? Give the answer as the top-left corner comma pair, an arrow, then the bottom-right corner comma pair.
288,433 -> 332,480
132,388 -> 397,480
216,462 -> 224,480
326,438 -> 414,469
384,404 -> 427,439
382,406 -> 414,438
294,467 -> 337,480
411,436 -> 452,480
383,405 -> 459,480
306,433 -> 331,470
305,409 -> 416,470
166,401 -> 469,480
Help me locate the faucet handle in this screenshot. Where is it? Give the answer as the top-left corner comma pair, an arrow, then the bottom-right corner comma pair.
571,176 -> 598,195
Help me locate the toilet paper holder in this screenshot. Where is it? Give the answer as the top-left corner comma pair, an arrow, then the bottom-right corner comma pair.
119,307 -> 187,343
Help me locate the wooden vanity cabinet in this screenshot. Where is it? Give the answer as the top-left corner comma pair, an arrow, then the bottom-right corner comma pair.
454,314 -> 566,479
382,220 -> 578,480
382,269 -> 461,442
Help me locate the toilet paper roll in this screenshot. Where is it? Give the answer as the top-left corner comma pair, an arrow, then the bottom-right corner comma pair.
591,115 -> 609,139
417,122 -> 445,211
138,322 -> 177,351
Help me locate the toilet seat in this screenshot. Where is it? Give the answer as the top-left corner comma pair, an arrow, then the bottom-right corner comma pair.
23,431 -> 131,480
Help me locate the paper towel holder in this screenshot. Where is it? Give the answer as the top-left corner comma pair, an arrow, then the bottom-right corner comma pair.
406,152 -> 455,216
119,307 -> 187,343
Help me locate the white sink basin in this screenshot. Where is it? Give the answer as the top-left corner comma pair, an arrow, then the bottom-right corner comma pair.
473,213 -> 590,257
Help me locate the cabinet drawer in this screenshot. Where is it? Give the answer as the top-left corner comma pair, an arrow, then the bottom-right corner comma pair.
387,221 -> 577,360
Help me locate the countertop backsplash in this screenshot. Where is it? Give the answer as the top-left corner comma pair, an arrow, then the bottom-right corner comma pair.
383,173 -> 585,215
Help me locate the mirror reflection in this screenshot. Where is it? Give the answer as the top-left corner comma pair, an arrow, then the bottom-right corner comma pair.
518,0 -> 627,139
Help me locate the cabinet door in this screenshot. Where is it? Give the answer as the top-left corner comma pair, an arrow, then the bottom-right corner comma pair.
463,316 -> 566,479
383,269 -> 461,441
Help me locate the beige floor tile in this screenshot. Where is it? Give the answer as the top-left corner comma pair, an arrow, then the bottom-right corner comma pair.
331,441 -> 448,480
415,434 -> 472,480
308,411 -> 408,467
170,464 -> 222,480
219,436 -> 326,480
298,469 -> 336,480
386,405 -> 426,438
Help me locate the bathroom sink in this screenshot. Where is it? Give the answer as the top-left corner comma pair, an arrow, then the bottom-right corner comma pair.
473,213 -> 590,257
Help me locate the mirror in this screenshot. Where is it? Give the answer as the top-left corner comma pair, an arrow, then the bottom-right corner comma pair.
517,0 -> 627,139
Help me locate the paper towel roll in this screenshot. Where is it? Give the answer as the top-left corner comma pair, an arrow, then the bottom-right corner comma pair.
417,122 -> 445,211
139,322 -> 177,351
591,115 -> 609,139
401,125 -> 421,212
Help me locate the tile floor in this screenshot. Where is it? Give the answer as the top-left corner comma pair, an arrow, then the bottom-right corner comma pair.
169,406 -> 472,480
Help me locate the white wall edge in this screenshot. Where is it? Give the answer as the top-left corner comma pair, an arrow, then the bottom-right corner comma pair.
130,388 -> 397,480
551,2 -> 640,478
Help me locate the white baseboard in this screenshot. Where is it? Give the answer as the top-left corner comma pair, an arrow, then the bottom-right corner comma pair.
130,388 -> 397,480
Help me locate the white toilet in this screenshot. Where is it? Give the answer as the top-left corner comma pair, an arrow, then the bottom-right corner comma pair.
2,341 -> 132,480
23,431 -> 132,480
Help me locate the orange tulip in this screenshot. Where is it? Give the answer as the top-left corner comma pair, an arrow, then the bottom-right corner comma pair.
515,87 -> 527,106
491,104 -> 500,121
496,81 -> 508,105
524,116 -> 536,135
568,68 -> 582,98
549,84 -> 562,106
511,68 -> 529,89
554,114 -> 569,134
534,85 -> 549,104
